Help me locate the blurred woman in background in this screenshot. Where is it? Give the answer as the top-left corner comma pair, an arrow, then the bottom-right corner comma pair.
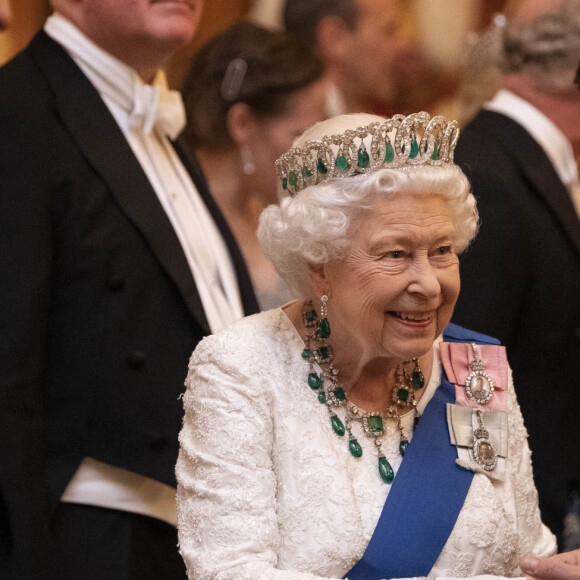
182,22 -> 327,310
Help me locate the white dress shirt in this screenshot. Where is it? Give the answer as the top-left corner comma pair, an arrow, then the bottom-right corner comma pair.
45,12 -> 244,526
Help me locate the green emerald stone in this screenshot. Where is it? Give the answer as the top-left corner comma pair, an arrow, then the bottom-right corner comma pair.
317,346 -> 329,360
397,387 -> 409,403
318,391 -> 327,404
331,415 -> 345,436
335,154 -> 349,171
318,317 -> 331,339
302,348 -> 311,359
412,370 -> 425,390
431,144 -> 439,160
349,439 -> 363,458
304,308 -> 317,323
378,456 -> 395,483
367,415 -> 383,432
409,138 -> 419,159
333,387 -> 346,401
289,172 -> 298,187
399,438 -> 409,456
317,157 -> 328,175
282,177 -> 288,190
384,142 -> 395,163
357,147 -> 370,168
302,164 -> 312,178
308,373 -> 322,389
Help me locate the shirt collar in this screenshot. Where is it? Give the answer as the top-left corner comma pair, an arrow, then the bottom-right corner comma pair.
44,12 -> 168,116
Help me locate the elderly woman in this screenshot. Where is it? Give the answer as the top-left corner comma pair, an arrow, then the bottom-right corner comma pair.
176,112 -> 556,579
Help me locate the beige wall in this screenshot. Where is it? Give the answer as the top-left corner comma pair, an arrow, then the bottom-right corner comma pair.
0,0 -> 49,65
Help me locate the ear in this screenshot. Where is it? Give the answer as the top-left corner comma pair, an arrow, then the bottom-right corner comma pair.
317,15 -> 352,63
226,102 -> 256,147
307,262 -> 331,299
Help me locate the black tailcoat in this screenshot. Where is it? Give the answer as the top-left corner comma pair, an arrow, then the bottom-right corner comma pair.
0,32 -> 258,578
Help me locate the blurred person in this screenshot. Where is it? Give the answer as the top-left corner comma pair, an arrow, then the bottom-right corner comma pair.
283,0 -> 404,116
452,0 -> 580,548
0,0 -> 258,578
182,22 -> 326,310
0,0 -> 11,31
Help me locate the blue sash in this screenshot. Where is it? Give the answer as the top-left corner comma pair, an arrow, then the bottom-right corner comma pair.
346,324 -> 499,579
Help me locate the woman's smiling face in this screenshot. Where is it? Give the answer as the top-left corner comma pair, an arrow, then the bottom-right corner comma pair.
319,191 -> 461,363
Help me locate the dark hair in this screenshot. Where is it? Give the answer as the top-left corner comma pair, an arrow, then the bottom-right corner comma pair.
182,21 -> 324,151
283,0 -> 359,53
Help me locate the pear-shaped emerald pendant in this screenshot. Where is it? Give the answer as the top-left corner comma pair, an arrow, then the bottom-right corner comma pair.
318,317 -> 331,339
399,438 -> 409,456
317,157 -> 328,175
302,348 -> 311,359
308,373 -> 322,389
318,391 -> 326,404
357,147 -> 370,168
335,154 -> 349,171
289,172 -> 298,187
333,387 -> 346,401
349,439 -> 363,458
384,142 -> 394,163
412,369 -> 425,389
378,456 -> 395,483
431,144 -> 439,160
409,138 -> 419,159
302,164 -> 312,178
331,414 -> 345,436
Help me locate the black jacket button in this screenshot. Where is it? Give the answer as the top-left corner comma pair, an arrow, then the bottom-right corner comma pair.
127,350 -> 146,368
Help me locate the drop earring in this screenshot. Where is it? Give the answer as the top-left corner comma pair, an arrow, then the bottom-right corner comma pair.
240,144 -> 255,175
318,295 -> 330,339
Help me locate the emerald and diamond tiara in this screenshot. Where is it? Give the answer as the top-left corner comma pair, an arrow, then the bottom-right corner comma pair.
276,112 -> 460,196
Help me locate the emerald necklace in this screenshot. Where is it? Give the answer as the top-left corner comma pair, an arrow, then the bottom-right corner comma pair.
301,298 -> 425,483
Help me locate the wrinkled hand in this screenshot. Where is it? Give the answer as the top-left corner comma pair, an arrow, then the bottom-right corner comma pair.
520,550 -> 580,579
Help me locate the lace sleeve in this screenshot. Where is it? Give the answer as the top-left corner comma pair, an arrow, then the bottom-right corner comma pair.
176,332 -> 341,580
505,365 -> 557,559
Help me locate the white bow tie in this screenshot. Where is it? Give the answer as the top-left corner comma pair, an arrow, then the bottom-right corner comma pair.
129,83 -> 186,140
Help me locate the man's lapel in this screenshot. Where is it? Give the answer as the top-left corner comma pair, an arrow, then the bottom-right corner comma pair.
172,137 -> 259,317
485,111 -> 580,261
27,31 -> 213,333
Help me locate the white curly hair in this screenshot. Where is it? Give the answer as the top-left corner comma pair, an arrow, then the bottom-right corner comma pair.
258,114 -> 479,297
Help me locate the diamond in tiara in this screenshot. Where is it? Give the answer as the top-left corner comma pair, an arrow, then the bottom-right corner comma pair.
276,112 -> 460,196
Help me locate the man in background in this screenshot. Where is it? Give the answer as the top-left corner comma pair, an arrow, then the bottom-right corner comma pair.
283,0 -> 404,116
452,0 -> 580,547
0,0 -> 258,578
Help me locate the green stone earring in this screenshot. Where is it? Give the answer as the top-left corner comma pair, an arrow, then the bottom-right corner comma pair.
318,294 -> 331,339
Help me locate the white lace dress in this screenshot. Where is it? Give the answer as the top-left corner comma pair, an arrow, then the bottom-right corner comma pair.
176,308 -> 556,579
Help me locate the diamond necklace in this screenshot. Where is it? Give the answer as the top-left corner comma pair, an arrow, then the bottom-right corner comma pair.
301,300 -> 424,483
